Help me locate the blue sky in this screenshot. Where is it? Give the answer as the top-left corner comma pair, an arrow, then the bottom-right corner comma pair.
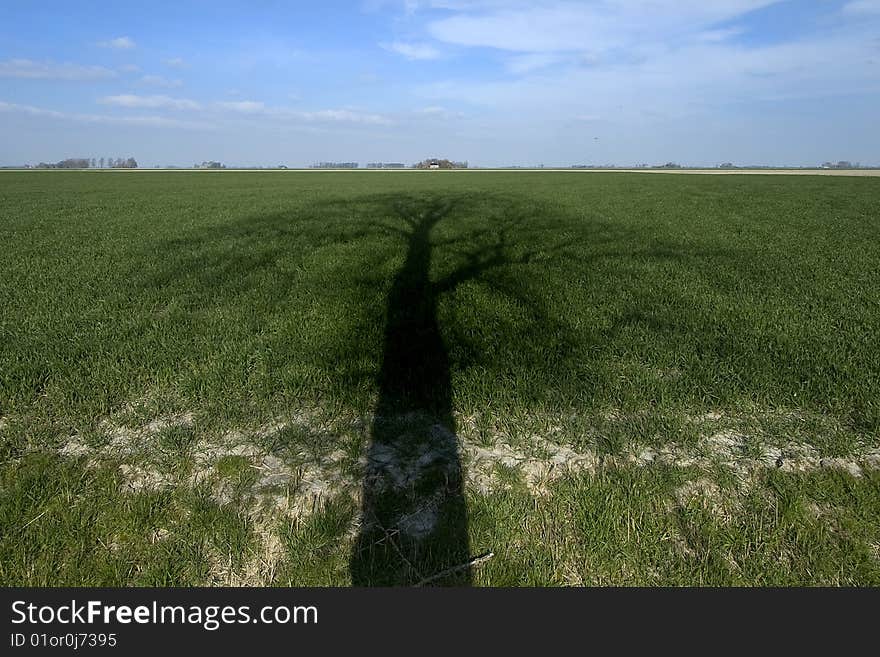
1,0 -> 879,167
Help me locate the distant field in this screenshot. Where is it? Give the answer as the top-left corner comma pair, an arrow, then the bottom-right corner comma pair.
9,167 -> 880,175
1,171 -> 878,586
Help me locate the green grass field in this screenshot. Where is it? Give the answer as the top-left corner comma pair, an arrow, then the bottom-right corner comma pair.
1,171 -> 878,586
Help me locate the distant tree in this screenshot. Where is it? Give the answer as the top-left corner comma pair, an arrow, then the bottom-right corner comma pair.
99,157 -> 105,168
414,158 -> 467,169
56,158 -> 90,168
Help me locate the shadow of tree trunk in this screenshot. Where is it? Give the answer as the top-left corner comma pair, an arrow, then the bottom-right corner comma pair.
350,195 -> 472,586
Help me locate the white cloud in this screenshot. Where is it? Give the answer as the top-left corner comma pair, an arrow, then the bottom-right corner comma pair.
506,53 -> 566,74
140,75 -> 183,88
213,100 -> 392,124
0,101 -> 66,119
413,105 -> 465,120
427,1 -> 780,52
697,27 -> 746,42
419,28 -> 880,119
377,1 -> 531,12
87,94 -> 394,126
0,100 -> 209,129
381,41 -> 442,60
0,58 -> 116,80
216,100 -> 266,113
98,36 -> 136,49
163,58 -> 186,68
92,114 -> 198,128
297,109 -> 392,125
843,0 -> 880,14
411,0 -> 880,139
99,94 -> 201,110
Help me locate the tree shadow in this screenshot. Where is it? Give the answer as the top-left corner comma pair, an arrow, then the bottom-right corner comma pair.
138,189 -> 736,586
343,192 -> 636,584
349,195 -> 471,585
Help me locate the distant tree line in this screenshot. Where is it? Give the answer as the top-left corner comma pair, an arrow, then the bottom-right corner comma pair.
34,157 -> 137,169
194,161 -> 226,169
821,161 -> 860,169
310,162 -> 358,168
34,158 -> 92,169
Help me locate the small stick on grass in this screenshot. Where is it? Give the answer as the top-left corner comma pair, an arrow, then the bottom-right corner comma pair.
415,552 -> 494,587
21,509 -> 48,531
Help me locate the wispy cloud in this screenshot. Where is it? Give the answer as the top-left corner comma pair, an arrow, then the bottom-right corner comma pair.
0,58 -> 116,80
697,27 -> 746,43
415,105 -> 464,119
426,1 -> 780,52
92,93 -> 393,126
381,41 -> 442,60
0,100 -> 209,129
216,100 -> 266,113
98,36 -> 136,50
219,101 -> 393,125
296,109 -> 392,125
505,53 -> 566,75
0,101 -> 65,120
419,26 -> 880,121
140,75 -> 183,88
843,0 -> 880,13
162,57 -> 186,68
410,0 -> 880,130
99,94 -> 201,110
